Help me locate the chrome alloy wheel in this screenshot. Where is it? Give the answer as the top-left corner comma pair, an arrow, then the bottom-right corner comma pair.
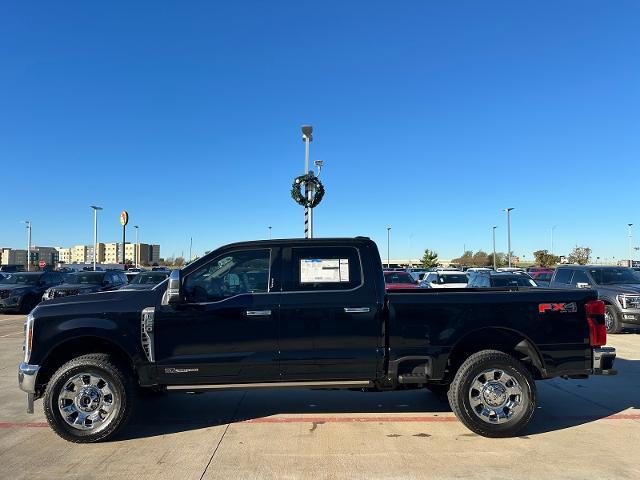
468,368 -> 523,424
604,310 -> 614,332
58,373 -> 119,431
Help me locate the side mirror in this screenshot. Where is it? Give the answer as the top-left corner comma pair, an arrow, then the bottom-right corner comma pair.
576,282 -> 590,289
165,269 -> 184,305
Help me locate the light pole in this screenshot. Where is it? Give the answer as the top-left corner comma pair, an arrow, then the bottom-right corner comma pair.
268,226 -> 272,240
133,225 -> 139,268
492,226 -> 497,270
387,227 -> 391,268
505,208 -> 514,268
21,221 -> 31,271
628,224 -> 634,267
302,125 -> 313,239
551,225 -> 557,256
89,206 -> 102,271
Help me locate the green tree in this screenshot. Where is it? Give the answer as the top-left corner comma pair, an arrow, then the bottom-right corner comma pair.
567,246 -> 591,265
533,249 -> 560,267
487,252 -> 508,268
420,249 -> 439,269
451,250 -> 474,266
472,250 -> 489,267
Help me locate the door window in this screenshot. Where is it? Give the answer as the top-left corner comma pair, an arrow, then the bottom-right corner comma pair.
571,270 -> 591,285
183,249 -> 271,302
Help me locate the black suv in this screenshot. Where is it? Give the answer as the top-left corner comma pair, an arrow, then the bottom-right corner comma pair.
549,265 -> 640,333
42,270 -> 128,300
0,271 -> 64,313
467,271 -> 538,288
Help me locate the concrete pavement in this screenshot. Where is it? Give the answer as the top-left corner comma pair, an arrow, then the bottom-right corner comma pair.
0,312 -> 638,479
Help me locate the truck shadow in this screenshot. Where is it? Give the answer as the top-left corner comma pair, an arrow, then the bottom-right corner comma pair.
117,357 -> 639,441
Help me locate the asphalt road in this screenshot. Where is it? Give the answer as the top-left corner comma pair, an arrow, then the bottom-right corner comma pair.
0,312 -> 639,479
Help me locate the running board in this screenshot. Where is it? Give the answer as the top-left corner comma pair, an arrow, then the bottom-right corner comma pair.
166,380 -> 371,391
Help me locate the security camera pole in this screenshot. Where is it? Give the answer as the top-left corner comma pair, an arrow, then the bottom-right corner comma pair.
492,226 -> 497,270
505,208 -> 514,268
21,220 -> 32,271
302,125 -> 313,238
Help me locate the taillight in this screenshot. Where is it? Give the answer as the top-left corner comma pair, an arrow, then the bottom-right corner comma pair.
585,300 -> 606,347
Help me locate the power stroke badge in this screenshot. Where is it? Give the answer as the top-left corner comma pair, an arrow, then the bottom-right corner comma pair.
164,368 -> 199,374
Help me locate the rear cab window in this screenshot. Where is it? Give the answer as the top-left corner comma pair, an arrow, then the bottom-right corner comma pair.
285,246 -> 362,292
553,269 -> 573,284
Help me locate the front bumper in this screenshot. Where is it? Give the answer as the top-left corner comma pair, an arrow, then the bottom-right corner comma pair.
620,309 -> 640,326
18,362 -> 40,414
0,297 -> 21,311
592,347 -> 617,375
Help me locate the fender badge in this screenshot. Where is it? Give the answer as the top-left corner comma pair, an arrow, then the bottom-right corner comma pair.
538,302 -> 577,313
165,368 -> 199,374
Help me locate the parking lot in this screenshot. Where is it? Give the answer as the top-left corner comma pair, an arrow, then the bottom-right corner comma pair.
0,312 -> 638,479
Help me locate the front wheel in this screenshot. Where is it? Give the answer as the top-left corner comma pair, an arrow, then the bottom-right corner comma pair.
43,354 -> 133,443
447,350 -> 536,438
604,306 -> 623,334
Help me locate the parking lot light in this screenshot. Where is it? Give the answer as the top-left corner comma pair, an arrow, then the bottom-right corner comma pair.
628,224 -> 633,267
504,208 -> 515,268
89,206 -> 103,271
492,226 -> 497,270
20,220 -> 31,271
387,227 -> 391,268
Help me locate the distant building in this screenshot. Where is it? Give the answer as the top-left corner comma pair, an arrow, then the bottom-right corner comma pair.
33,247 -> 59,267
56,247 -> 71,264
104,243 -> 122,264
150,244 -> 160,264
70,245 -> 87,264
1,248 -> 27,266
86,243 -> 106,264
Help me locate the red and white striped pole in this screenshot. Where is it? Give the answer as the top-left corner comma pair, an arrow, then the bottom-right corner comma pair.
302,126 -> 313,239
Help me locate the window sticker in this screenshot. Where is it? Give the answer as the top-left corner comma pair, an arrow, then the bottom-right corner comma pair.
300,258 -> 350,283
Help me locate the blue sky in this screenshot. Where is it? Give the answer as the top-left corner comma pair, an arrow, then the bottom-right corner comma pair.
1,1 -> 639,262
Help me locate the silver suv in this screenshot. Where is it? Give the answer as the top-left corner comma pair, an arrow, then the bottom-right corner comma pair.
549,265 -> 640,333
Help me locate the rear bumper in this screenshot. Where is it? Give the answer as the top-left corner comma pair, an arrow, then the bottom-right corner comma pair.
592,347 -> 617,375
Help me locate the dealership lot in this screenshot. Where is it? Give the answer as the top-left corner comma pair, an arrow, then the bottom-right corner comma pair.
0,313 -> 638,480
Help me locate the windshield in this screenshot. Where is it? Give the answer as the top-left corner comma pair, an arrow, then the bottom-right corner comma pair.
66,272 -> 105,285
438,274 -> 468,284
533,273 -> 553,282
492,276 -> 537,287
131,273 -> 168,284
589,268 -> 640,285
384,272 -> 415,284
0,273 -> 41,285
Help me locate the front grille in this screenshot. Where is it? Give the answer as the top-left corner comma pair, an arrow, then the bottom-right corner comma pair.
0,290 -> 10,299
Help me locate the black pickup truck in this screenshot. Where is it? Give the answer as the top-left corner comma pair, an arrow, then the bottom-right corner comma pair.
19,237 -> 616,442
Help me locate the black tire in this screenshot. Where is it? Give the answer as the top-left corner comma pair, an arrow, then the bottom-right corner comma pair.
43,354 -> 133,443
447,349 -> 536,438
604,305 -> 623,334
426,383 -> 450,396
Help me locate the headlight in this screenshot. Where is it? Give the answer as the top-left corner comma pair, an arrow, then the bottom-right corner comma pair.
617,294 -> 640,309
23,313 -> 34,363
43,289 -> 52,300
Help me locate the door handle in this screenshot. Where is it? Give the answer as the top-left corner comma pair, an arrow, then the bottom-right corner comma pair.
245,310 -> 272,317
344,307 -> 370,313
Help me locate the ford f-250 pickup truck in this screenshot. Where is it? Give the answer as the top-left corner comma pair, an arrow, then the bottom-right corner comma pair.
19,237 -> 617,442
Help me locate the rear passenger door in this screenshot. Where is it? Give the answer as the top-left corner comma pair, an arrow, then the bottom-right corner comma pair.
278,245 -> 381,381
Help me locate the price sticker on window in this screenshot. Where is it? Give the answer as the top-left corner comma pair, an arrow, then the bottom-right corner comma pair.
300,258 -> 349,283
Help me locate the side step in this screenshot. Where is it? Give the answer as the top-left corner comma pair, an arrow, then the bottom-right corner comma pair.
397,373 -> 428,384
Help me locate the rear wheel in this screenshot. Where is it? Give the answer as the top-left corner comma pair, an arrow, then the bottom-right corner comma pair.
43,354 -> 133,443
448,350 -> 536,438
604,306 -> 623,334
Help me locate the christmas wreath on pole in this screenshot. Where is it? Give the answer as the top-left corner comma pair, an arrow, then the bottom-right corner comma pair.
291,173 -> 325,208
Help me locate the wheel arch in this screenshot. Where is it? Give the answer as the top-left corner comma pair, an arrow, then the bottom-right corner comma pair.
36,335 -> 136,396
446,327 -> 546,381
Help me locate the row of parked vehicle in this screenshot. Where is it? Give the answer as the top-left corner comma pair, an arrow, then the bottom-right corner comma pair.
383,265 -> 640,334
0,268 -> 170,313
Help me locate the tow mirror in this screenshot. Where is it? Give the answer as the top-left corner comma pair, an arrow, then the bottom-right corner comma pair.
576,282 -> 590,289
165,269 -> 184,305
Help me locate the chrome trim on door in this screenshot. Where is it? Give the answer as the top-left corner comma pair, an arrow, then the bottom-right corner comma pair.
166,380 -> 371,391
245,310 -> 272,317
344,307 -> 370,313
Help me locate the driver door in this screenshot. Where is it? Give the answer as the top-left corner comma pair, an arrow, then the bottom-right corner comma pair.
153,247 -> 281,385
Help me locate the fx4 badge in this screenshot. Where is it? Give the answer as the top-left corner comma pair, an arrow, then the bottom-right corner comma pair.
538,302 -> 577,313
165,368 -> 199,374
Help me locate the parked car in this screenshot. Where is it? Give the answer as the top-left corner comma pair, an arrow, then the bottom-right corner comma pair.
0,264 -> 25,273
406,268 -> 427,282
383,271 -> 421,289
420,270 -> 468,288
549,265 -> 640,333
20,237 -> 616,443
0,271 -> 64,313
120,271 -> 169,290
467,271 -> 538,288
125,271 -> 140,283
529,269 -> 554,287
42,270 -> 128,300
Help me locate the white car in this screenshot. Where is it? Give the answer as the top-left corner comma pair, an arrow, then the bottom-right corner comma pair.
420,271 -> 469,288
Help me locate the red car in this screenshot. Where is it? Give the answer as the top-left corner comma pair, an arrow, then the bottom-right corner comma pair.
383,271 -> 420,290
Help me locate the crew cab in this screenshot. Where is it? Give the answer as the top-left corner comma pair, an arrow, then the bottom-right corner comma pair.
19,237 -> 616,443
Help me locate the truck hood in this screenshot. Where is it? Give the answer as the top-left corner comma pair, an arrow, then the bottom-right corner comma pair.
0,284 -> 36,292
49,283 -> 102,292
598,284 -> 640,295
36,288 -> 161,316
